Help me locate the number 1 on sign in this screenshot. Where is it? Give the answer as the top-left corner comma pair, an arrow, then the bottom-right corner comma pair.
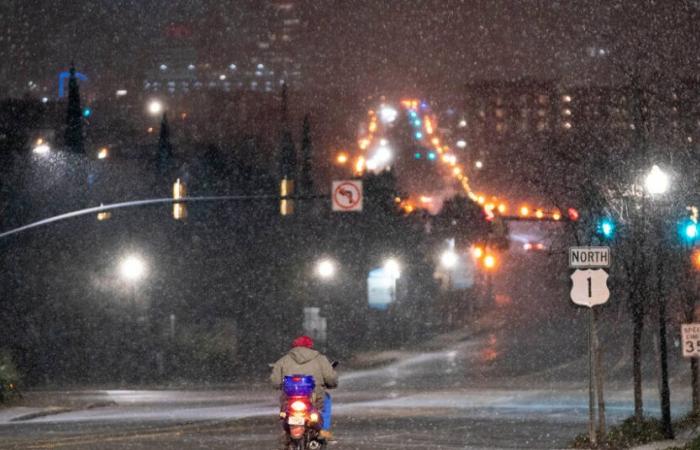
587,276 -> 592,298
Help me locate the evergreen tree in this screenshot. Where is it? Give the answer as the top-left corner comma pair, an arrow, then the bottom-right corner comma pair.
156,113 -> 173,176
299,114 -> 313,196
64,65 -> 84,153
278,83 -> 296,181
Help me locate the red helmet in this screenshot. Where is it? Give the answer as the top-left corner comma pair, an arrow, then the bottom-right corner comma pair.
292,336 -> 314,349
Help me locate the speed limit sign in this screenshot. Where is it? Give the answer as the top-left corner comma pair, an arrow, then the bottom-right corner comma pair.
682,324 -> 700,358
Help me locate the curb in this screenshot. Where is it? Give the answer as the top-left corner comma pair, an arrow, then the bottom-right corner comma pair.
9,400 -> 118,422
9,407 -> 74,422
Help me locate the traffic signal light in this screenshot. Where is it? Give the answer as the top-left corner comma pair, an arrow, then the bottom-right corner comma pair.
597,217 -> 615,239
173,178 -> 187,220
679,219 -> 698,243
567,208 -> 580,221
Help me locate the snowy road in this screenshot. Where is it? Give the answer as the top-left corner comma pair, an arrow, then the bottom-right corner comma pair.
0,342 -> 691,449
0,226 -> 693,449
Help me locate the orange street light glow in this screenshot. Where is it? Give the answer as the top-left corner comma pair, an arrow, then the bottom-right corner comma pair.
552,210 -> 562,221
355,156 -> 365,174
535,210 -> 544,219
336,153 -> 348,164
473,247 -> 484,259
484,254 -> 496,269
693,249 -> 700,269
520,206 -> 530,217
425,117 -> 434,134
498,203 -> 507,214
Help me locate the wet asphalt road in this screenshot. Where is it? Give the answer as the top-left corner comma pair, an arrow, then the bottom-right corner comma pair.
0,224 -> 693,449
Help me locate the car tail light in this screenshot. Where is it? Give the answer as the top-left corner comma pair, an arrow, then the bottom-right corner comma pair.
290,400 -> 307,412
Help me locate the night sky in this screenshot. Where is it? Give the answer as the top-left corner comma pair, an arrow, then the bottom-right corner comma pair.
4,0 -> 699,99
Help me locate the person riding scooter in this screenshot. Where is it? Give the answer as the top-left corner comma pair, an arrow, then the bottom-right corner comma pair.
271,336 -> 338,441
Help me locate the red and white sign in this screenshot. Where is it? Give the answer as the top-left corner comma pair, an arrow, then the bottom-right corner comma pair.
332,180 -> 363,212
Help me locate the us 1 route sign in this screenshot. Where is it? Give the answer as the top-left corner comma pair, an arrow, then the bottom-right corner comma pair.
569,246 -> 611,307
682,324 -> 700,358
569,246 -> 610,269
570,269 -> 610,307
332,180 -> 363,212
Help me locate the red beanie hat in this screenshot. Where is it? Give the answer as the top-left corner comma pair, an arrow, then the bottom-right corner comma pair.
292,336 -> 314,349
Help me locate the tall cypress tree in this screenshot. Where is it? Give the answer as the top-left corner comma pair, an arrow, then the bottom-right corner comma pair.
156,112 -> 173,175
64,65 -> 84,153
299,114 -> 313,196
278,83 -> 296,180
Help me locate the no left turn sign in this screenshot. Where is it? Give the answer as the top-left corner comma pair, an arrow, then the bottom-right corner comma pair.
332,180 -> 363,212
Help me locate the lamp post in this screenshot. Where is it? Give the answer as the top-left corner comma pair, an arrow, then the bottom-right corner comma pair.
644,164 -> 674,439
313,258 -> 337,349
118,253 -> 150,381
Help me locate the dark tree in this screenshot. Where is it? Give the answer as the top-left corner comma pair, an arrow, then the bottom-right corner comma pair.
299,114 -> 313,196
64,65 -> 84,154
156,113 -> 174,176
278,84 -> 296,180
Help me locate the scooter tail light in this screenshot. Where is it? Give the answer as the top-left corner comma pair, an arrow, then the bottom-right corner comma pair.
290,400 -> 307,412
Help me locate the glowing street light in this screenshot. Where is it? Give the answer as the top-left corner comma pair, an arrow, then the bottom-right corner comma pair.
120,255 -> 146,281
379,105 -> 398,123
316,258 -> 336,279
148,99 -> 164,116
383,258 -> 401,279
440,250 -> 458,268
483,254 -> 497,269
336,152 -> 348,164
645,165 -> 670,195
32,138 -> 50,155
97,147 -> 109,159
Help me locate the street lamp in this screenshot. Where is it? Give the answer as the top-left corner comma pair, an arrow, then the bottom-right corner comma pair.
383,258 -> 401,279
644,163 -> 674,439
440,250 -> 458,268
120,254 -> 147,282
32,138 -> 50,155
316,258 -> 336,280
147,99 -> 164,116
645,164 -> 670,196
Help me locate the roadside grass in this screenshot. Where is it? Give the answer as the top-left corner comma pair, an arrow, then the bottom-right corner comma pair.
572,413 -> 700,449
571,416 -> 665,449
667,412 -> 700,450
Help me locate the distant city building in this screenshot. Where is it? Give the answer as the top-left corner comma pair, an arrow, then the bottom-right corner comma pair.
454,79 -> 700,181
144,1 -> 305,97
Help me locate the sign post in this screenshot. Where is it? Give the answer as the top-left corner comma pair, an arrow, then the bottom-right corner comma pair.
569,246 -> 611,446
